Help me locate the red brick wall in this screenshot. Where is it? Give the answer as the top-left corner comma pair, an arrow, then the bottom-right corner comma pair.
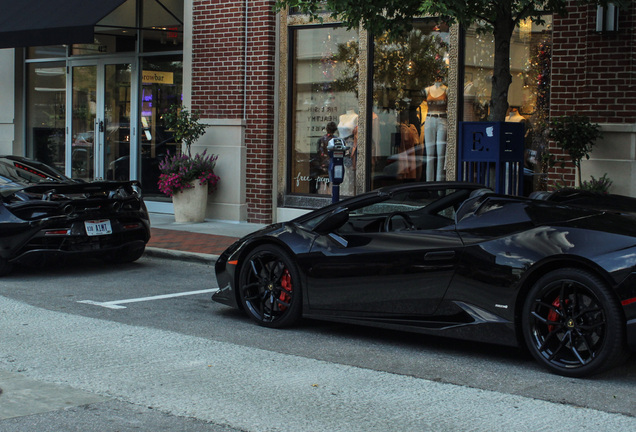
192,1 -> 276,223
549,2 -> 636,185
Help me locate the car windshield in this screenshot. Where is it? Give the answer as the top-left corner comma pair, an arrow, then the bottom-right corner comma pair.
301,186 -> 471,234
351,189 -> 455,217
0,158 -> 69,185
0,157 -> 72,197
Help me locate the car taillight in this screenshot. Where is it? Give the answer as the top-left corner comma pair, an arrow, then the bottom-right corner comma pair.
123,223 -> 141,230
45,229 -> 70,235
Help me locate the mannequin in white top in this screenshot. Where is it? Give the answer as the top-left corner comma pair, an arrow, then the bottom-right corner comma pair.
338,110 -> 358,138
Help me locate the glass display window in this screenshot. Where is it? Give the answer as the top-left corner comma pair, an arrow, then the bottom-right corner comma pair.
288,26 -> 359,196
463,17 -> 552,193
140,56 -> 183,196
27,46 -> 67,60
370,20 -> 451,189
73,0 -> 137,55
141,0 -> 184,52
283,11 -> 553,205
25,0 -> 184,187
27,62 -> 66,171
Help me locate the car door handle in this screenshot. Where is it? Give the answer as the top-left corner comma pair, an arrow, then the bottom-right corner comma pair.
424,251 -> 456,260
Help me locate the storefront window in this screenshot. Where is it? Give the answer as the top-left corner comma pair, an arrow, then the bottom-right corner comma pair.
289,26 -> 359,196
25,0 -> 184,189
463,17 -> 552,193
70,0 -> 184,55
27,62 -> 66,171
27,46 -> 67,60
140,56 -> 183,195
71,66 -> 97,180
73,0 -> 137,55
142,0 -> 184,52
371,21 -> 450,189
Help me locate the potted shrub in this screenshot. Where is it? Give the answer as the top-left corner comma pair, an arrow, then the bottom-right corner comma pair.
158,105 -> 220,223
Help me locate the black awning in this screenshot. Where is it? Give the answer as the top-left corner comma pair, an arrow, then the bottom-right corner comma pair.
0,0 -> 127,49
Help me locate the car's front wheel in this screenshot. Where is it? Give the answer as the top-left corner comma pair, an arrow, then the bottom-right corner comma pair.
238,244 -> 302,328
522,268 -> 627,377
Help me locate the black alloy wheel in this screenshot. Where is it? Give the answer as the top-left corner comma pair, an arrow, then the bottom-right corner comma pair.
238,244 -> 302,328
522,268 -> 627,377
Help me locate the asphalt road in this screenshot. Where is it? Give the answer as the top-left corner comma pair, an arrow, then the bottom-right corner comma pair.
0,256 -> 635,431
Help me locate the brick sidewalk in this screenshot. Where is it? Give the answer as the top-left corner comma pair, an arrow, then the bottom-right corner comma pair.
147,228 -> 238,256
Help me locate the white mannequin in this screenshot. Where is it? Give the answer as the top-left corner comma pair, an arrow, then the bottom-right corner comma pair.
338,110 -> 358,137
506,108 -> 526,122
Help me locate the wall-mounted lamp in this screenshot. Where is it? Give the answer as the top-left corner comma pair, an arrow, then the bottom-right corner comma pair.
596,3 -> 619,32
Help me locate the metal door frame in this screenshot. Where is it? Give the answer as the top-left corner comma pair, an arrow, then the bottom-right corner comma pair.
66,57 -> 139,180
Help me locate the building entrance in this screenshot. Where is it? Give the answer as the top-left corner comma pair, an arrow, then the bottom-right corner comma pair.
67,58 -> 138,182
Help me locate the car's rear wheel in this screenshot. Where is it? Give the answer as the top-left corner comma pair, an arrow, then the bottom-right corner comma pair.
238,244 -> 302,328
522,268 -> 627,377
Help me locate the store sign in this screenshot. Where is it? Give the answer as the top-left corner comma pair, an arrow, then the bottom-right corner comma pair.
142,71 -> 174,84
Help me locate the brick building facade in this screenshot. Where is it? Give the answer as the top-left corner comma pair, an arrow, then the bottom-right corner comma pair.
549,2 -> 636,187
0,0 -> 635,225
191,0 -> 277,223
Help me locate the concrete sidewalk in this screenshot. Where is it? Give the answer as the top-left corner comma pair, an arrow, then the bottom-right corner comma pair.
145,213 -> 266,264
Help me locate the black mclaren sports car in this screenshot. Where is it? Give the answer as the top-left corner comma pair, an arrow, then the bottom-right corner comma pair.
0,155 -> 150,275
213,182 -> 636,377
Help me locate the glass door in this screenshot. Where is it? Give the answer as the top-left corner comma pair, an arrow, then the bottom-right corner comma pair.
68,59 -> 137,181
70,64 -> 97,180
104,63 -> 134,181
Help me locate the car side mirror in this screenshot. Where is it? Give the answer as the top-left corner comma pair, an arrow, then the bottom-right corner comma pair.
314,207 -> 349,235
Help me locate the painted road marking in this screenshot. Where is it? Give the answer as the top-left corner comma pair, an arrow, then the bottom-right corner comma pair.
78,289 -> 219,309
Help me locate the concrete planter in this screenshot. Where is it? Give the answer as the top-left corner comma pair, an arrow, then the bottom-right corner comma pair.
172,181 -> 208,223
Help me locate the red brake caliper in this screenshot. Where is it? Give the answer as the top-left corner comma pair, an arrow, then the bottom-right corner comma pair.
547,296 -> 568,332
279,269 -> 292,311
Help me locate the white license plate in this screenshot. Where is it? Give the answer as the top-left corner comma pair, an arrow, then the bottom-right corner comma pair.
84,219 -> 112,236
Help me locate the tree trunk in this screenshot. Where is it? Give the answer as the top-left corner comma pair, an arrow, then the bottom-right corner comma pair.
489,11 -> 515,122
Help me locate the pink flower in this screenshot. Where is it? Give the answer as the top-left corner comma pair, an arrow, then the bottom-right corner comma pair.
157,150 -> 220,197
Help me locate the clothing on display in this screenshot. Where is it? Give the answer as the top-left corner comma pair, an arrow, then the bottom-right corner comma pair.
398,122 -> 420,179
338,110 -> 358,196
424,83 -> 448,181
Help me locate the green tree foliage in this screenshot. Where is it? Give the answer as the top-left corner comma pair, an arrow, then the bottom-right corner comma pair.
548,114 -> 602,186
276,0 -> 626,121
162,105 -> 208,157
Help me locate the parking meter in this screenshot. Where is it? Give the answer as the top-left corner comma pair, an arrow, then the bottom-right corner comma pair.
327,137 -> 348,203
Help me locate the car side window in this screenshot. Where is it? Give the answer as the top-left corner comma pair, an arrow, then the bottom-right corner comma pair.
343,188 -> 460,233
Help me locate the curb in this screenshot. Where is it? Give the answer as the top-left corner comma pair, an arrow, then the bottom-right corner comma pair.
144,247 -> 219,265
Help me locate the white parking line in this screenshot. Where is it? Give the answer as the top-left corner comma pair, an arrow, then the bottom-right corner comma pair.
78,289 -> 219,309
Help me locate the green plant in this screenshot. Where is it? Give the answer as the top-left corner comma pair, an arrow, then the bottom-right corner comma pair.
579,173 -> 613,194
158,150 -> 219,197
158,105 -> 219,197
162,105 -> 208,157
548,115 -> 602,186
